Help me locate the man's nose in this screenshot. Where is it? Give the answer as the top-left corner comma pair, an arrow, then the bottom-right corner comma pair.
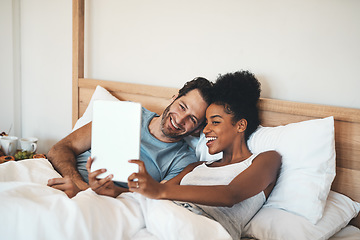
177,114 -> 187,126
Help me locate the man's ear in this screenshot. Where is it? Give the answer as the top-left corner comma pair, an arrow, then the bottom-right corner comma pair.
190,121 -> 206,137
163,94 -> 177,108
191,128 -> 202,136
171,94 -> 178,102
189,130 -> 201,137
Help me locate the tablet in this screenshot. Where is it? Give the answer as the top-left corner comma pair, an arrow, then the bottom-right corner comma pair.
91,100 -> 142,183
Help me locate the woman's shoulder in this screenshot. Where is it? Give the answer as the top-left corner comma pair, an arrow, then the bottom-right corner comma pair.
257,150 -> 281,158
253,150 -> 282,166
189,161 -> 206,168
182,161 -> 206,172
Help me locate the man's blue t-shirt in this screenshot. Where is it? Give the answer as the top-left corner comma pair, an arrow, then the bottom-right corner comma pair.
77,107 -> 198,187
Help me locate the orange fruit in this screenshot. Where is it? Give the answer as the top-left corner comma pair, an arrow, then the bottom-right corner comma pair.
33,154 -> 47,159
0,156 -> 15,164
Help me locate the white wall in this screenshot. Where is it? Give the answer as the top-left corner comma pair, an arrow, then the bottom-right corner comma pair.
86,0 -> 360,107
1,0 -> 359,153
19,0 -> 72,154
0,0 -> 18,137
1,0 -> 72,153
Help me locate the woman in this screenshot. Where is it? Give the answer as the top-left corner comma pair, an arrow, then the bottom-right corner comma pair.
87,71 -> 281,239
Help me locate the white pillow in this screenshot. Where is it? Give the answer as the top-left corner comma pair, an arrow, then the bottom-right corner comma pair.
196,117 -> 336,224
72,85 -> 120,131
243,191 -> 360,240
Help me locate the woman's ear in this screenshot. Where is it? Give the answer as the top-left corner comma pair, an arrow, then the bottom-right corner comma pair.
237,119 -> 247,133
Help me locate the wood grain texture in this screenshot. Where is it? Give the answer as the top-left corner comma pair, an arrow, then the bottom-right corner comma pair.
72,0 -> 84,126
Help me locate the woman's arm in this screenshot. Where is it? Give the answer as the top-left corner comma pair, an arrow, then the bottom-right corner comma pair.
128,151 -> 281,207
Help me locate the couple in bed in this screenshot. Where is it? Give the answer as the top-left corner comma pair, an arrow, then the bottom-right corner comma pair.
47,71 -> 281,239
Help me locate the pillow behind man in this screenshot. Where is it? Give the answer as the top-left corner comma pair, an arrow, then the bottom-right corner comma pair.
72,85 -> 120,132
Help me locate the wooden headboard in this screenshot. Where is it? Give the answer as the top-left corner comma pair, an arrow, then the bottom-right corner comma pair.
72,0 -> 360,227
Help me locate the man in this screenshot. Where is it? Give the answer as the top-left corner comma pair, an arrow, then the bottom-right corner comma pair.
47,77 -> 213,198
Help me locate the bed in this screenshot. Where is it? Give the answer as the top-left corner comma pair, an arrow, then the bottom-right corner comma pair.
1,0 -> 360,239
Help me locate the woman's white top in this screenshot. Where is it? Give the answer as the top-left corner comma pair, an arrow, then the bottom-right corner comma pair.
180,154 -> 258,186
177,154 -> 266,240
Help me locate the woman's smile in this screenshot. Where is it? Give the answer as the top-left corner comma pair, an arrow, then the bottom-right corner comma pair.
206,136 -> 218,147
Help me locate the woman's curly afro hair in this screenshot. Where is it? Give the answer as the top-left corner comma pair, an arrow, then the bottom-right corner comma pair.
212,71 -> 261,140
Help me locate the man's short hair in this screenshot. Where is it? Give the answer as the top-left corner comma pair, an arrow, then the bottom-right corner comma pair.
176,77 -> 213,105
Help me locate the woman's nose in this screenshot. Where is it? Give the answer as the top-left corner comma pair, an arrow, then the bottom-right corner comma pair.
203,123 -> 210,134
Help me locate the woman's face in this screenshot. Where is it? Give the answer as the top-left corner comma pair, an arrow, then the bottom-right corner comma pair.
203,104 -> 239,155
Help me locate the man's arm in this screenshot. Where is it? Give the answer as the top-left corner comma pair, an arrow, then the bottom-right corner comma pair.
47,122 -> 93,195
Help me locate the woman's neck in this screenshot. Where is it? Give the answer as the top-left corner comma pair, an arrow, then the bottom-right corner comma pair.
221,139 -> 252,164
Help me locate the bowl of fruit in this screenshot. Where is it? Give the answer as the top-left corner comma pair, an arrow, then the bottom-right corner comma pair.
0,155 -> 15,164
14,150 -> 36,160
0,131 -> 8,157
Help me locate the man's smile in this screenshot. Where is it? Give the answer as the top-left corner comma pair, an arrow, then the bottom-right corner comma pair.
170,117 -> 181,130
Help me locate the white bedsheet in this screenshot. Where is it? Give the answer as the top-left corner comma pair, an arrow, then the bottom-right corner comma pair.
0,159 -> 231,240
1,159 -> 359,240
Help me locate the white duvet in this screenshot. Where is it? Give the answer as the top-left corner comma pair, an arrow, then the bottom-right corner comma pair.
0,159 -> 231,240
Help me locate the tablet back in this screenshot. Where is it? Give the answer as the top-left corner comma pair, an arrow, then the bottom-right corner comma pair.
91,100 -> 141,182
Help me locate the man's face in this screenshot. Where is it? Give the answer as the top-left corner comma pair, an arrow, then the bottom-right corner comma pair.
160,89 -> 208,140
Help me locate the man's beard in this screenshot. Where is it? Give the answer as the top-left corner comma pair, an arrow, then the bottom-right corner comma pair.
160,105 -> 190,140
